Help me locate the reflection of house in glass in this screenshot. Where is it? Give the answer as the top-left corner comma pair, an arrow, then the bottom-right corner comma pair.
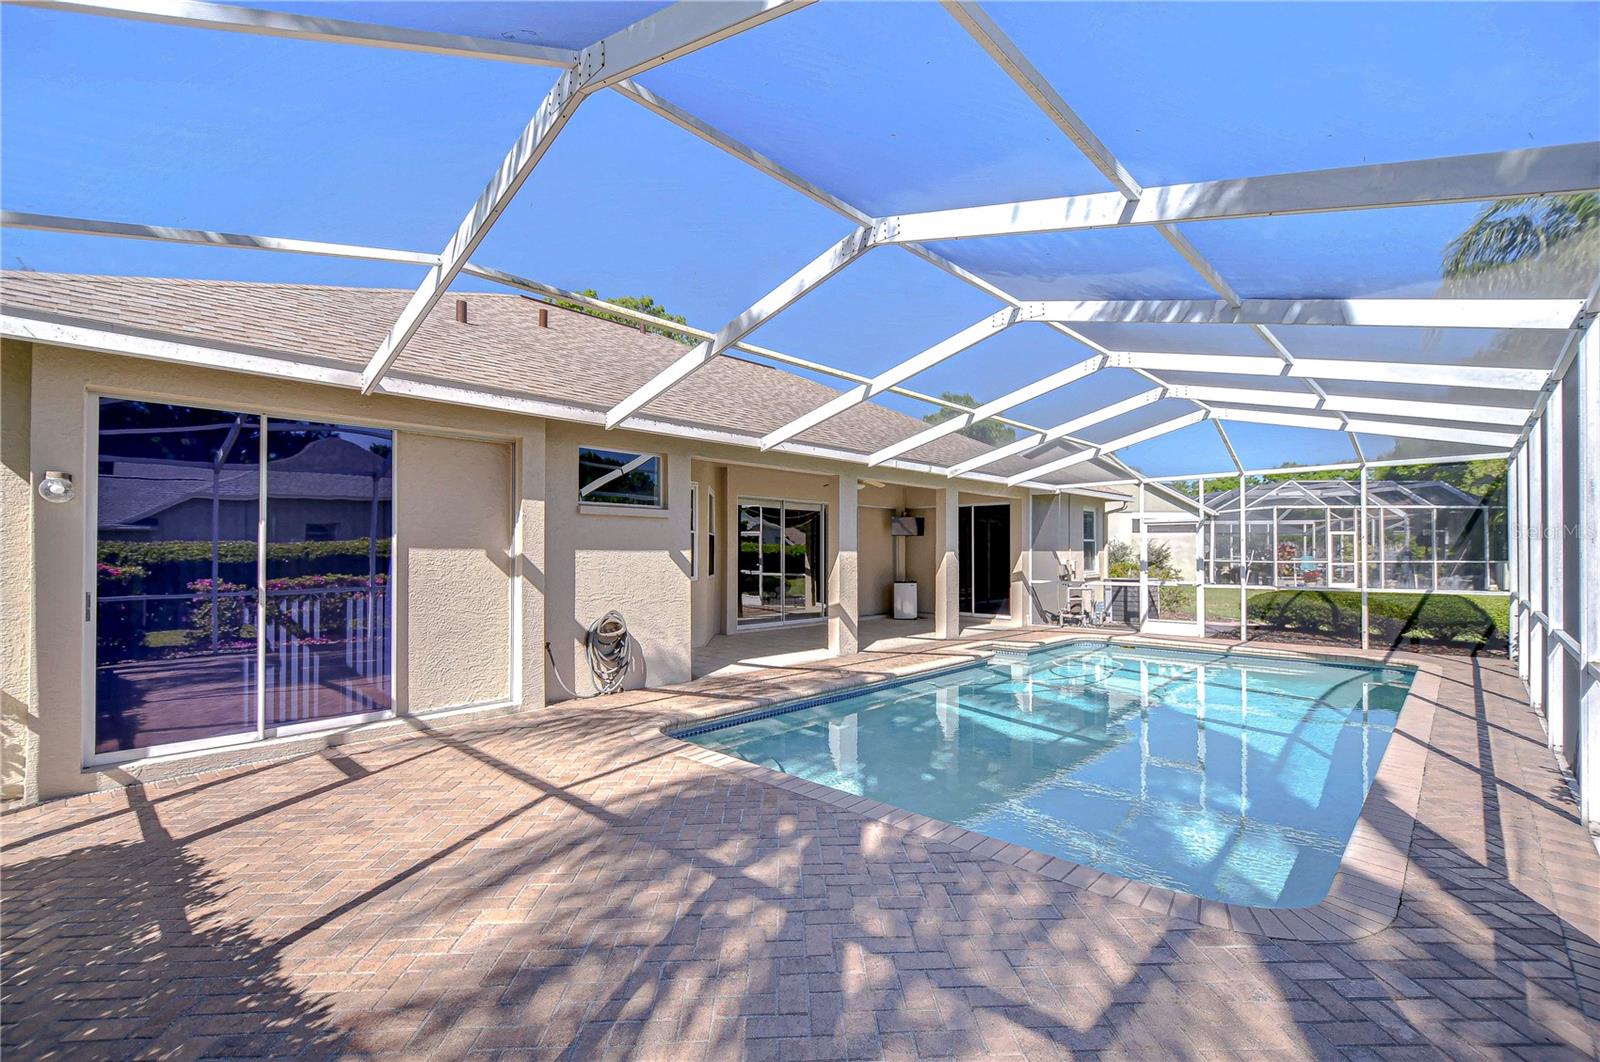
1203,477 -> 1503,592
100,436 -> 392,543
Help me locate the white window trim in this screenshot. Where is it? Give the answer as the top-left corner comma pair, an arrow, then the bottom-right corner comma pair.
1083,507 -> 1100,575
707,488 -> 717,579
689,481 -> 700,580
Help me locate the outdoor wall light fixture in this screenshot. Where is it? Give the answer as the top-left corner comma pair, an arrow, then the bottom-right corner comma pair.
38,470 -> 75,504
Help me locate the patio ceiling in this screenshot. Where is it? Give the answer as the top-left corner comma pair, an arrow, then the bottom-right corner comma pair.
5,0 -> 1599,490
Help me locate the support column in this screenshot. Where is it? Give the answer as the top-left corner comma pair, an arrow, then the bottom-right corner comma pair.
828,475 -> 859,657
1137,481 -> 1150,626
1238,480 -> 1249,643
1528,418 -> 1546,713
1359,465 -> 1369,651
1544,379 -> 1566,755
1196,480 -> 1207,636
934,487 -> 960,639
1514,443 -> 1529,680
1009,496 -> 1027,627
1575,317 -> 1598,830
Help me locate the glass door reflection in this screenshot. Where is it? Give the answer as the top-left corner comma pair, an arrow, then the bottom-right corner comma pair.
263,420 -> 393,726
94,400 -> 261,754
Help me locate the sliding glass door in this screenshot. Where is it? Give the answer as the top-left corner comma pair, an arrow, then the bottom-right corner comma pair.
737,499 -> 825,626
93,398 -> 392,760
959,504 -> 1011,615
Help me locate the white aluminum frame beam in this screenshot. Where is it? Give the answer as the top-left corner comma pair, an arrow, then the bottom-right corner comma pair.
605,224 -> 877,427
13,0 -> 579,64
881,142 -> 1600,244
1006,410 -> 1210,486
1,210 -> 441,266
758,307 -> 1016,450
360,0 -> 810,394
1165,383 -> 1533,428
947,387 -> 1165,477
1203,403 -> 1521,448
1032,297 -> 1584,332
867,354 -> 1107,466
1111,350 -> 1550,391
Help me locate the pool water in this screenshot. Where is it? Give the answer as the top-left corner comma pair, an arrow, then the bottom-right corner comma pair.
679,642 -> 1413,907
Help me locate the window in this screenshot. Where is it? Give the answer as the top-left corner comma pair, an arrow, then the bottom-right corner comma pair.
707,490 -> 717,577
578,446 -> 662,507
1083,508 -> 1099,573
689,482 -> 700,579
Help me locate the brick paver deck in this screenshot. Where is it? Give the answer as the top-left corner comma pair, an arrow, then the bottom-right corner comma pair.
4,636 -> 1598,1060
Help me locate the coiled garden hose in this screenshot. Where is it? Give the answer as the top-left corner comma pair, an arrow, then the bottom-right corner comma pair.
544,610 -> 632,699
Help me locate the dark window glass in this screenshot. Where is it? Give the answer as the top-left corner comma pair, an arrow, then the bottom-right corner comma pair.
95,399 -> 260,754
263,420 -> 393,726
579,446 -> 661,507
707,491 -> 717,577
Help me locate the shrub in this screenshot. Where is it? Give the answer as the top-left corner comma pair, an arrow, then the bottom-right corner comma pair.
1236,589 -> 1507,651
1107,539 -> 1179,581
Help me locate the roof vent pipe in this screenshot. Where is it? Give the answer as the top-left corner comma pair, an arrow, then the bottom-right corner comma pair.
454,298 -> 468,324
538,307 -> 550,328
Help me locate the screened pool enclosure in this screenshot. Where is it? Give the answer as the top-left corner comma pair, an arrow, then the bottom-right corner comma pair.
1,3 -> 1597,822
1202,473 -> 1504,593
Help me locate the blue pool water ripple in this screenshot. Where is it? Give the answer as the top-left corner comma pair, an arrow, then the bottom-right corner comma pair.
684,643 -> 1411,907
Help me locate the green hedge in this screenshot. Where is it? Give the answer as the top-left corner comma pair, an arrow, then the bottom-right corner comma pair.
98,537 -> 390,566
1243,589 -> 1506,650
1148,586 -> 1508,651
98,538 -> 390,596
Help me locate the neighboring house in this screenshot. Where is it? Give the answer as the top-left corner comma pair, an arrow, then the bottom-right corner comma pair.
1104,486 -> 1205,581
0,272 -> 1126,803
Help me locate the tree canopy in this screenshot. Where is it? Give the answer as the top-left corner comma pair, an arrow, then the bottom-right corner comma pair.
921,392 -> 1017,446
557,289 -> 691,343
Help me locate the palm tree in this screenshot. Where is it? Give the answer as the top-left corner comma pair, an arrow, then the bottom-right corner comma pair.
1441,193 -> 1599,282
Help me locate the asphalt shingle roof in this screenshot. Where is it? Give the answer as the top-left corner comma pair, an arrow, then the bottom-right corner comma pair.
0,271 -> 1123,487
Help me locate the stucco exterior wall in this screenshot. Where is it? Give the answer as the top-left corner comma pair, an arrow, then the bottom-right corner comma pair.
543,422 -> 691,699
396,432 -> 514,712
7,342 -> 544,803
857,507 -> 896,617
1027,494 -> 1112,619
689,460 -> 726,647
2,342 -> 36,802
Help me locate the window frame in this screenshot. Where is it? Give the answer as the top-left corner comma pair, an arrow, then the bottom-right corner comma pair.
689,481 -> 700,580
1082,507 -> 1100,574
577,444 -> 664,509
707,489 -> 717,578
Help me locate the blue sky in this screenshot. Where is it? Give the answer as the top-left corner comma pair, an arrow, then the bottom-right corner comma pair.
3,2 -> 1597,477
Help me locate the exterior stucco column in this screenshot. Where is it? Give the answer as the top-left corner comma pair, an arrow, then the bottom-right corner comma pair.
934,487 -> 960,638
1,342 -> 37,804
828,475 -> 859,656
1009,496 -> 1028,626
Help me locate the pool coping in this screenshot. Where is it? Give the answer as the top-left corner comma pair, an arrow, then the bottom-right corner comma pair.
632,630 -> 1443,942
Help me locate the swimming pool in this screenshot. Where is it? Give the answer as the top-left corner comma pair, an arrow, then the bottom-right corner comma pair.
677,641 -> 1414,908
